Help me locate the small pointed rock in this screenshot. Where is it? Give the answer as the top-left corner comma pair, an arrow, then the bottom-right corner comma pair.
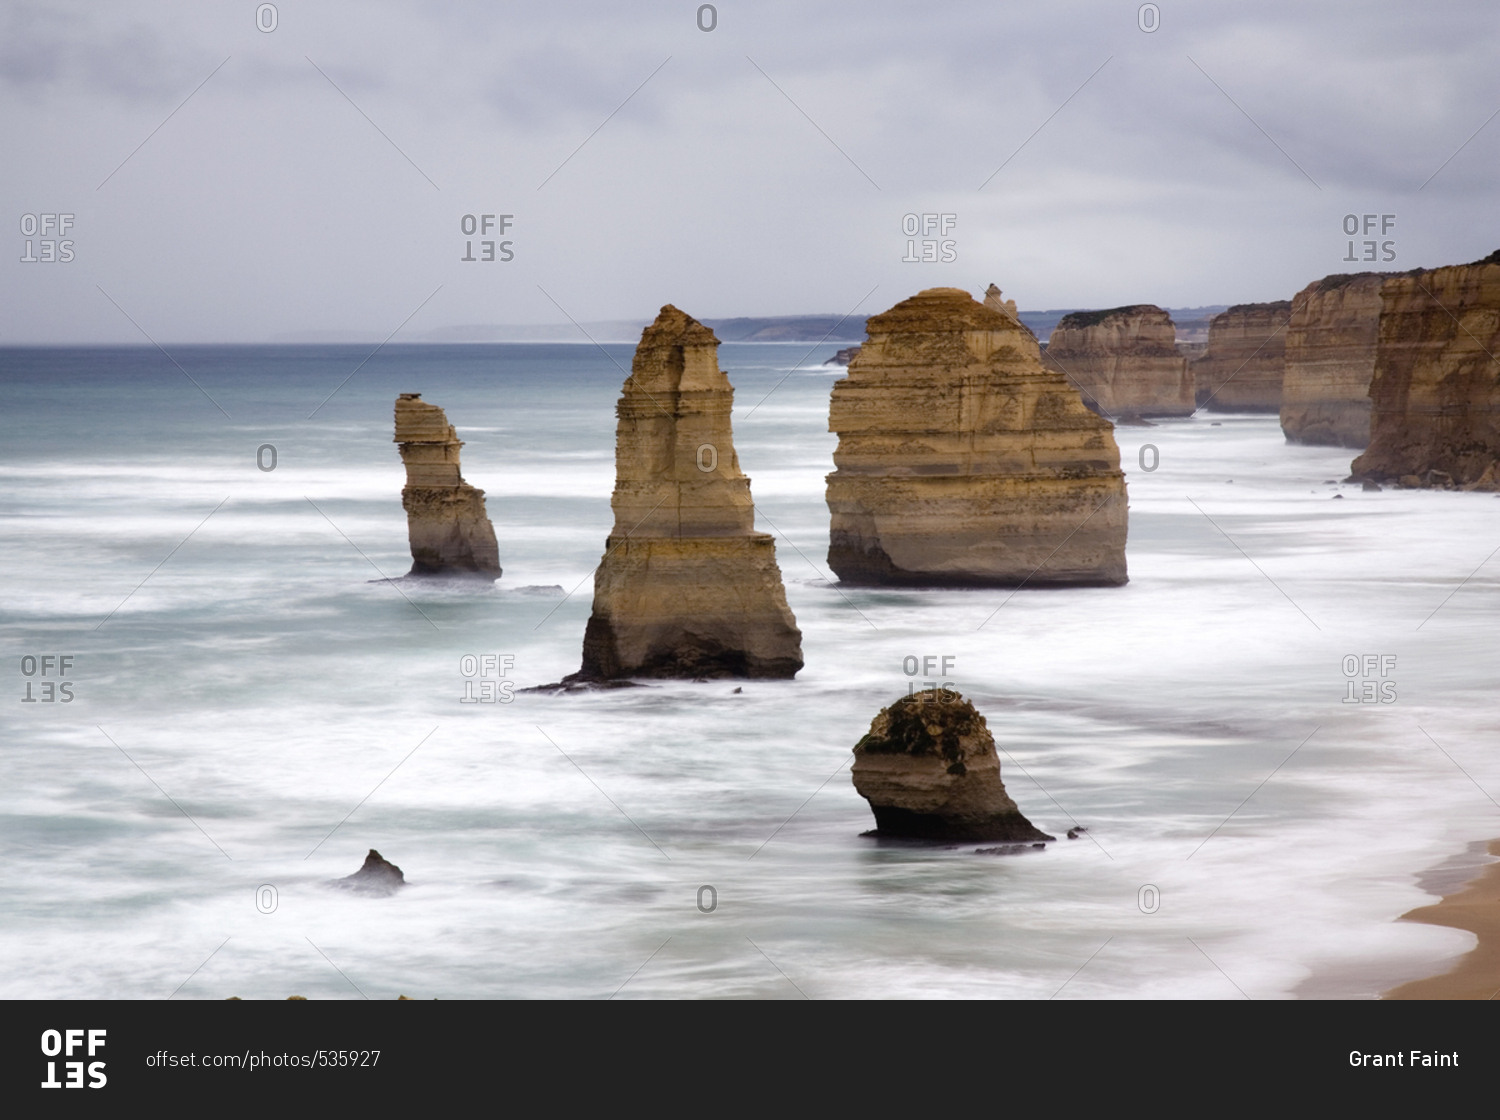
336,848 -> 406,895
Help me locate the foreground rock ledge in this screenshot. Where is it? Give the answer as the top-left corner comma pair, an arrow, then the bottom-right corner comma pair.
570,305 -> 803,681
826,286 -> 1127,587
852,689 -> 1053,842
393,394 -> 502,579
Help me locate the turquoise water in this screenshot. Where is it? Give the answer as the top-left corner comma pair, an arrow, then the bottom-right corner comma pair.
2,342 -> 1496,998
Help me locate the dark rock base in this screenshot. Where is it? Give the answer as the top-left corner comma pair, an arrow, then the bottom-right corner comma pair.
869,806 -> 1054,843
828,539 -> 1126,589
576,615 -> 801,681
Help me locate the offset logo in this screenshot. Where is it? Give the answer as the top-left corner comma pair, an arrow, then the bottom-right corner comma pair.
19,213 -> 75,263
459,653 -> 516,704
904,654 -> 957,701
460,214 -> 514,262
20,654 -> 75,703
901,214 -> 957,263
40,1029 -> 106,1089
1342,214 -> 1396,264
1342,654 -> 1397,704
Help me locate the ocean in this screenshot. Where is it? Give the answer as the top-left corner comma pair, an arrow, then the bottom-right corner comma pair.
2,342 -> 1496,999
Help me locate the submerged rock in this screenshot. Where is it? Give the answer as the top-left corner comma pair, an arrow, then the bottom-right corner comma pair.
334,848 -> 406,895
851,689 -> 1053,842
1044,304 -> 1194,419
393,394 -> 502,579
1193,301 -> 1292,411
571,306 -> 803,681
825,286 -> 1128,587
1350,250 -> 1500,490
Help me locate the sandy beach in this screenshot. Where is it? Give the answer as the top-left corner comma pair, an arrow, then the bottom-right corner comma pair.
1384,840 -> 1500,1000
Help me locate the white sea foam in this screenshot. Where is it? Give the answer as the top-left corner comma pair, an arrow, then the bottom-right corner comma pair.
1,346 -> 1496,998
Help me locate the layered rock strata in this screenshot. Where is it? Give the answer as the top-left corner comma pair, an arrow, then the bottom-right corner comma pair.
825,287 -> 1128,587
852,689 -> 1053,842
394,394 -> 502,578
1351,250 -> 1500,489
1043,304 -> 1193,418
1193,300 -> 1293,411
1280,273 -> 1387,448
574,306 -> 803,680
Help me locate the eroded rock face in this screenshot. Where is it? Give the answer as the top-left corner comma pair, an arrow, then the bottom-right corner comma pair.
1280,273 -> 1388,448
574,306 -> 802,680
1193,301 -> 1293,411
1351,250 -> 1500,489
394,394 -> 501,579
982,282 -> 1022,326
826,286 -> 1128,587
1044,304 -> 1193,418
851,689 -> 1053,842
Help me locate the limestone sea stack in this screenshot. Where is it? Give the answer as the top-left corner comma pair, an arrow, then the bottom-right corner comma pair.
393,394 -> 502,579
573,306 -> 803,680
1043,304 -> 1194,418
1193,300 -> 1293,411
1280,273 -> 1388,448
825,286 -> 1128,587
851,689 -> 1053,842
1350,250 -> 1500,490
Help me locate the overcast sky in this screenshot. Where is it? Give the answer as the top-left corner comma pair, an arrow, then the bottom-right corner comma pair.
3,0 -> 1497,343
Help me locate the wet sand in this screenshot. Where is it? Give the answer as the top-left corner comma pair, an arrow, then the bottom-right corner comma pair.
1383,839 -> 1500,1000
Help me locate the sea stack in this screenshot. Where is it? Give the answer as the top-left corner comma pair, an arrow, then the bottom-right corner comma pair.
573,306 -> 803,680
1280,273 -> 1388,448
1044,304 -> 1194,418
1193,301 -> 1293,411
393,394 -> 502,579
851,689 -> 1053,842
825,286 -> 1128,587
1351,250 -> 1500,490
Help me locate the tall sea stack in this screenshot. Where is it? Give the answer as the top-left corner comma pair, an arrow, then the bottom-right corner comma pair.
1351,250 -> 1500,490
1280,273 -> 1388,448
826,287 -> 1128,587
1044,304 -> 1194,419
574,306 -> 803,680
393,394 -> 502,579
1193,301 -> 1292,411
